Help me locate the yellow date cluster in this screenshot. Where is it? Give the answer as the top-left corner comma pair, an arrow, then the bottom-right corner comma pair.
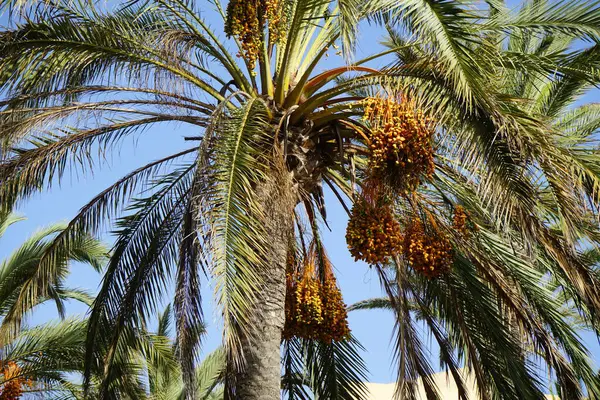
345,198 -> 403,265
284,262 -> 350,343
225,0 -> 285,68
403,219 -> 453,278
362,97 -> 435,190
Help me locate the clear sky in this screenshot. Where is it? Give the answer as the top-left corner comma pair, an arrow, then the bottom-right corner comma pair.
0,0 -> 598,387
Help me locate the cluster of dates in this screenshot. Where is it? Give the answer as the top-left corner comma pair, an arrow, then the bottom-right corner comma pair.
362,97 -> 435,191
225,0 -> 285,68
0,361 -> 30,400
283,252 -> 350,343
345,96 -> 465,278
345,196 -> 402,265
403,219 -> 453,278
346,199 -> 454,278
452,205 -> 477,237
452,205 -> 468,234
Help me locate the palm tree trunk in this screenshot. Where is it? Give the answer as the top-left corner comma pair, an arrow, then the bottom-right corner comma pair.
236,173 -> 296,399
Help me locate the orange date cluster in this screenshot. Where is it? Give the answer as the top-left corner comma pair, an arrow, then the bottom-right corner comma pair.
0,361 -> 31,400
403,219 -> 453,278
362,97 -> 435,190
453,205 -> 468,235
345,197 -> 403,265
284,256 -> 350,343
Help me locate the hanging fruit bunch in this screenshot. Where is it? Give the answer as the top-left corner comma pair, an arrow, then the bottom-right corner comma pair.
292,263 -> 324,341
225,0 -> 286,68
346,191 -> 403,265
362,96 -> 435,190
0,361 -> 29,400
264,0 -> 285,43
452,205 -> 477,237
452,205 -> 468,235
403,218 -> 453,278
319,264 -> 351,344
283,246 -> 350,343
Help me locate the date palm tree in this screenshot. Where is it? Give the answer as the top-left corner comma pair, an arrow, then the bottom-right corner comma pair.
0,307 -> 225,399
0,209 -> 107,344
2,0 -> 600,398
0,212 -> 223,399
0,209 -> 107,397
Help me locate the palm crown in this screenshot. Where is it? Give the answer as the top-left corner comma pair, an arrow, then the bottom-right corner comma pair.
1,0 -> 600,398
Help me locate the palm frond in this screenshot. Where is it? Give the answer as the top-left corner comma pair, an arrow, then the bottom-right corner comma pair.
348,297 -> 393,311
0,211 -> 25,237
84,164 -> 195,396
485,1 -> 600,41
203,97 -> 274,370
195,347 -> 225,399
0,2 -> 224,102
0,223 -> 107,344
2,318 -> 88,387
175,165 -> 205,400
0,118 -> 198,208
304,336 -> 370,400
375,264 -> 441,400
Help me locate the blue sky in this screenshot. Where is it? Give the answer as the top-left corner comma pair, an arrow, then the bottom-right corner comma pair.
0,0 -> 598,386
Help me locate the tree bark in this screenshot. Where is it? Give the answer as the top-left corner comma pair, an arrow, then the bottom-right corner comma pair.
235,173 -> 296,399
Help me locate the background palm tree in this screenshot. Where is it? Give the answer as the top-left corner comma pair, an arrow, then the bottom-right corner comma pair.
1,0 -> 600,399
0,209 -> 107,344
0,209 -> 107,397
0,308 -> 225,399
135,305 -> 225,400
